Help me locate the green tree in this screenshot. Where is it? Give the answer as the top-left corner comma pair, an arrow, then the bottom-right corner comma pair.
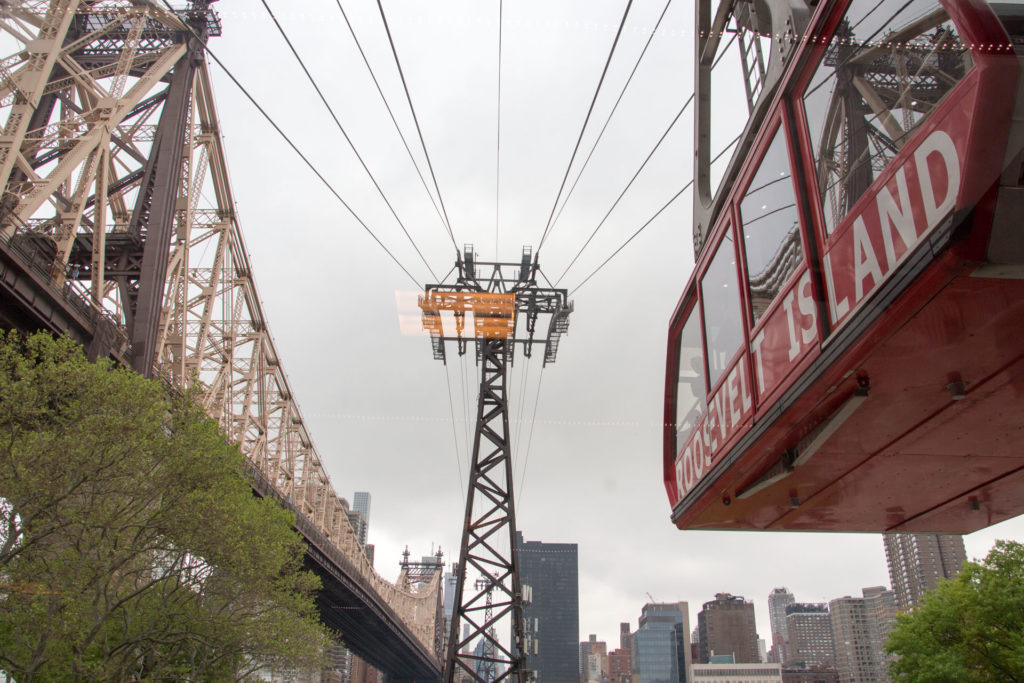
887,540 -> 1024,682
0,332 -> 330,680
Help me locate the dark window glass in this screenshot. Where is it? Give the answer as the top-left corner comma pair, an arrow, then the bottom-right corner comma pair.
803,0 -> 971,234
739,127 -> 802,323
701,233 -> 744,390
676,309 -> 706,447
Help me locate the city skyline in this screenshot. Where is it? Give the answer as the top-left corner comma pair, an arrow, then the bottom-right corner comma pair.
533,529 -> 991,654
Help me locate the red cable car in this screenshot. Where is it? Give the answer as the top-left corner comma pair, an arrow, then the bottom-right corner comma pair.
664,0 -> 1024,533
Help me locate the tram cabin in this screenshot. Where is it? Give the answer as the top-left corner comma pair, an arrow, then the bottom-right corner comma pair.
665,0 -> 1024,533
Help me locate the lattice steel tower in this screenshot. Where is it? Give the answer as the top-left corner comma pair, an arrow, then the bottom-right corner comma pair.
419,245 -> 572,683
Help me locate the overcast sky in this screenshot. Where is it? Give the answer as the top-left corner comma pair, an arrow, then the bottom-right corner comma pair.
201,0 -> 1024,646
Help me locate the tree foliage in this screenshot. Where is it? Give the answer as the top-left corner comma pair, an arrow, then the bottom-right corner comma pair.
0,332 -> 329,680
887,540 -> 1024,682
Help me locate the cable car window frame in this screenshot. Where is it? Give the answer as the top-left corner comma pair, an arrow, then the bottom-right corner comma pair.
673,299 -> 708,458
699,220 -> 746,396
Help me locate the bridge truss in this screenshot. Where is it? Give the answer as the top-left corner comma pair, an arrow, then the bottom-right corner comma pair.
0,0 -> 441,673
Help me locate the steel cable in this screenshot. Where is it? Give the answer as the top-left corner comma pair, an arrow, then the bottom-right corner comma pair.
555,92 -> 694,286
260,0 -> 439,282
536,0 -> 636,254
494,0 -> 504,261
547,0 -> 675,238
159,0 -> 422,288
376,0 -> 459,254
331,0 -> 454,255
569,135 -> 741,296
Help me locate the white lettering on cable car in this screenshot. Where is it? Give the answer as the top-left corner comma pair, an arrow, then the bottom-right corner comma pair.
749,270 -> 818,401
675,360 -> 753,497
673,129 -> 962,503
823,129 -> 961,326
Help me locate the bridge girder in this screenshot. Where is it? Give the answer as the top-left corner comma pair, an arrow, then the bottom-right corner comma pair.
0,1 -> 441,675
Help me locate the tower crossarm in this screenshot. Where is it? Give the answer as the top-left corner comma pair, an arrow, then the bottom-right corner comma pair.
420,247 -> 572,366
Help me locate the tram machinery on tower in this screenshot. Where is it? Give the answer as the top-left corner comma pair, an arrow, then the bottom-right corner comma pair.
419,245 -> 571,683
666,0 -> 1024,534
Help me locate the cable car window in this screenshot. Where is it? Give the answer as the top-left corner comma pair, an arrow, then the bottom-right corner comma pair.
701,232 -> 744,390
802,0 -> 972,234
739,127 -> 802,323
676,309 -> 706,449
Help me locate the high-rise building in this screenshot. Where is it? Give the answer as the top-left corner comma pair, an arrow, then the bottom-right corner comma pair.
352,491 -> 371,547
631,602 -> 691,683
443,568 -> 458,654
883,533 -> 966,611
580,634 -> 609,683
674,622 -> 691,682
609,623 -> 633,683
767,588 -> 795,662
696,594 -> 759,664
829,587 -> 897,683
783,604 -> 834,669
609,647 -> 632,683
780,669 -> 839,683
515,532 -> 579,683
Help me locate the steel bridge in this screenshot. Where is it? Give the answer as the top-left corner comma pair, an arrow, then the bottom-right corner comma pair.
0,1 -> 442,679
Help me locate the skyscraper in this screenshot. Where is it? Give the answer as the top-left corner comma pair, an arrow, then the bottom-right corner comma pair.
696,594 -> 759,664
609,622 -> 633,683
580,634 -> 608,683
783,603 -> 834,669
829,587 -> 897,683
631,602 -> 691,683
352,491 -> 371,547
883,533 -> 966,611
443,569 -> 458,655
767,588 -> 795,663
515,532 -> 579,683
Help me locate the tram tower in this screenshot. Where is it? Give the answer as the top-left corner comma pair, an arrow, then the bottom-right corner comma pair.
419,245 -> 572,683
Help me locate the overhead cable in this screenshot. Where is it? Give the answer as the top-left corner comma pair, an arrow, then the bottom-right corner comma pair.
555,92 -> 694,286
512,355 -> 531,461
515,366 -> 545,508
560,27 -> 745,293
443,363 -> 467,508
159,0 -> 421,288
536,0 -> 636,254
260,0 -> 439,282
331,0 -> 455,255
495,0 -> 504,260
547,0 -> 675,236
375,0 -> 459,254
570,135 -> 741,296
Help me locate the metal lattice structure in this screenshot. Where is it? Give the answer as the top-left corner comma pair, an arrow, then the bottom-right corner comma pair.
419,246 -> 572,683
0,0 -> 441,665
